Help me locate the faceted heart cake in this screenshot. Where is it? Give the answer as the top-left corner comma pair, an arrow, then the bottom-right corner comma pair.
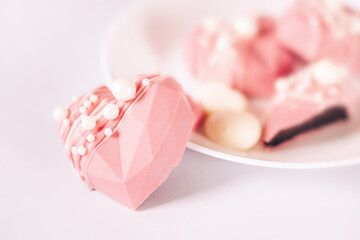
277,0 -> 360,75
186,16 -> 297,98
53,74 -> 196,209
264,61 -> 360,147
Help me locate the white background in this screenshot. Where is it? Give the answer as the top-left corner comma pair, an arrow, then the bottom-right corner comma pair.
1,0 -> 360,239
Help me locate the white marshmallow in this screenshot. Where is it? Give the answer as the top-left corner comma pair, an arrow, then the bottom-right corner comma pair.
199,82 -> 248,115
205,112 -> 262,151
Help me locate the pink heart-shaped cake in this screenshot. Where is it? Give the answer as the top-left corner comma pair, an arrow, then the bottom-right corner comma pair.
53,74 -> 196,209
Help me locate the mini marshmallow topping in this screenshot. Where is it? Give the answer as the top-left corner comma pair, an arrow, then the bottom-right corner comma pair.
312,60 -> 347,86
110,78 -> 137,101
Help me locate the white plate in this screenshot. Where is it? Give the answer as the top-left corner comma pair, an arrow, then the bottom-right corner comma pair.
101,0 -> 360,169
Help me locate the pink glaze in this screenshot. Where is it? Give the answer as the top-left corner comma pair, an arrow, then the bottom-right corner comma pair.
277,0 -> 360,75
186,17 -> 297,98
263,63 -> 360,145
58,74 -> 196,209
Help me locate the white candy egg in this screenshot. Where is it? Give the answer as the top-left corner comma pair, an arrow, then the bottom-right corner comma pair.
103,103 -> 120,120
110,78 -> 137,101
53,106 -> 69,122
199,82 -> 248,115
81,116 -> 96,131
205,112 -> 262,151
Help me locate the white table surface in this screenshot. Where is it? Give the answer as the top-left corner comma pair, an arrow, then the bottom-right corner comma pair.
1,0 -> 360,239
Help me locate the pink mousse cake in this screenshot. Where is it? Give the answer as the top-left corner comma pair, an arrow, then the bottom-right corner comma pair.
263,61 -> 360,147
277,0 -> 360,75
53,74 -> 196,209
186,16 -> 297,98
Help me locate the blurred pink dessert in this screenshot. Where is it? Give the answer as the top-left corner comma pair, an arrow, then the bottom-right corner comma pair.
263,61 -> 360,147
53,74 -> 197,209
186,16 -> 297,98
277,0 -> 360,75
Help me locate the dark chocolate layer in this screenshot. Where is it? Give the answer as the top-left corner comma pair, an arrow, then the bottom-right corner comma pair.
264,106 -> 348,147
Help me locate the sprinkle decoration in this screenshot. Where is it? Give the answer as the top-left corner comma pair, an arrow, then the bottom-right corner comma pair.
90,94 -> 98,103
53,106 -> 69,122
86,134 -> 95,142
104,128 -> 113,137
103,103 -> 120,120
55,75 -> 162,188
110,78 -> 137,101
81,116 -> 96,131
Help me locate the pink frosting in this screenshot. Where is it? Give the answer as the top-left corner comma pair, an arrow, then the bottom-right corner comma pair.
186,16 -> 298,98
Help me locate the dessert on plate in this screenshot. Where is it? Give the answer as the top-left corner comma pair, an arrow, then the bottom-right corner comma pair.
53,74 -> 197,209
198,81 -> 262,151
277,0 -> 360,75
186,16 -> 298,98
263,60 -> 360,147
